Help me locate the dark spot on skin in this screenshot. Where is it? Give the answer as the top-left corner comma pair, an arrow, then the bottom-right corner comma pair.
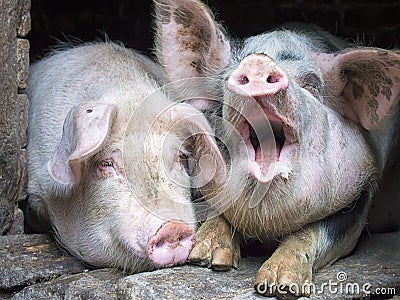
194,27 -> 211,53
380,77 -> 393,101
159,5 -> 171,25
369,82 -> 381,97
276,51 -> 302,61
190,60 -> 202,72
366,98 -> 379,124
345,61 -> 394,102
86,109 -> 93,113
178,25 -> 211,62
366,68 -> 392,98
173,6 -> 193,28
323,190 -> 370,241
351,80 -> 363,100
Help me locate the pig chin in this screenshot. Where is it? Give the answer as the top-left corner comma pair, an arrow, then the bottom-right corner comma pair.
236,102 -> 298,183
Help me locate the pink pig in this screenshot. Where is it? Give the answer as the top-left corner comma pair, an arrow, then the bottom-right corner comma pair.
25,41 -> 224,272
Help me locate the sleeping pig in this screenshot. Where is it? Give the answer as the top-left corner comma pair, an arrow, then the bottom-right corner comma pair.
24,41 -> 225,273
153,0 -> 400,297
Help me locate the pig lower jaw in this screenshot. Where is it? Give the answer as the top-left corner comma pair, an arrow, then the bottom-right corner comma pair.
247,144 -> 295,183
235,104 -> 297,183
240,122 -> 296,183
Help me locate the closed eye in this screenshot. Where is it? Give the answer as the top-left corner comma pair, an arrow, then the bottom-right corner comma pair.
301,73 -> 322,97
96,159 -> 117,179
101,160 -> 114,168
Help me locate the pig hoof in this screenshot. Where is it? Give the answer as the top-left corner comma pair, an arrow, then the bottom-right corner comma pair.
189,245 -> 236,270
188,216 -> 240,270
254,257 -> 312,298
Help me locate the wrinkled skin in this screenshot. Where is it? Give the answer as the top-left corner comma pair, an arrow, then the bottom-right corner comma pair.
153,0 -> 400,297
24,42 -> 225,273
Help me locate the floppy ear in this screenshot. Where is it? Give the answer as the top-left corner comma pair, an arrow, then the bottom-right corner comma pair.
169,103 -> 226,189
47,103 -> 117,185
153,0 -> 231,110
314,48 -> 400,130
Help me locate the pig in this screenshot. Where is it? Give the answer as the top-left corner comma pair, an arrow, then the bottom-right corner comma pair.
24,41 -> 225,273
153,0 -> 400,297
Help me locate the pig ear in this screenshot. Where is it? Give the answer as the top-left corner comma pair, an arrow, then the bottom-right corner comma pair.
47,103 -> 117,185
153,0 -> 231,110
315,49 -> 400,130
170,103 -> 226,188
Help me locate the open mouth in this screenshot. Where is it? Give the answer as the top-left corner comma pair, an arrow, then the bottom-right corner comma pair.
249,118 -> 285,158
237,101 -> 297,182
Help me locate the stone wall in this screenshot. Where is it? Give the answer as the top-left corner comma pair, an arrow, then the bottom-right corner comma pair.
0,0 -> 30,235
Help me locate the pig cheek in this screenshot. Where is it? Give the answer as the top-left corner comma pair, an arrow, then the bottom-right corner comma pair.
91,167 -> 150,256
111,192 -> 150,259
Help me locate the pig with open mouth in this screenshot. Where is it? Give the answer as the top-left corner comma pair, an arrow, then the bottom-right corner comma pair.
153,0 -> 400,297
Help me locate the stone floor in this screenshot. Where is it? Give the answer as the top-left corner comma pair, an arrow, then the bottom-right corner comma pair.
1,218 -> 399,300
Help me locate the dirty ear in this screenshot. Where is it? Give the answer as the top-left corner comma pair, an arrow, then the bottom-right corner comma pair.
170,103 -> 226,189
47,103 -> 117,185
315,49 -> 400,130
153,0 -> 231,110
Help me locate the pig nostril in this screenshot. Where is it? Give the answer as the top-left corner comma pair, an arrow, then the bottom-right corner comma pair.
179,234 -> 190,243
267,75 -> 279,83
155,239 -> 165,248
238,76 -> 249,85
147,222 -> 195,266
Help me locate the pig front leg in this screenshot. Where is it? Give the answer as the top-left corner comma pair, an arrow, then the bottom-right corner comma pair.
188,215 -> 240,270
255,228 -> 315,298
255,191 -> 371,298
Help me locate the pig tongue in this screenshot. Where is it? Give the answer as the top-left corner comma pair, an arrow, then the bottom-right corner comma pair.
239,112 -> 290,182
250,142 -> 293,183
248,144 -> 278,183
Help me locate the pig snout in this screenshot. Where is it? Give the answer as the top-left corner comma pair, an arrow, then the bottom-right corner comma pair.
146,221 -> 195,267
228,53 -> 288,97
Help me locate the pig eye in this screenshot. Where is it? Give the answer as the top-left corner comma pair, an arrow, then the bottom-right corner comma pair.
101,160 -> 114,168
301,74 -> 322,96
96,159 -> 117,179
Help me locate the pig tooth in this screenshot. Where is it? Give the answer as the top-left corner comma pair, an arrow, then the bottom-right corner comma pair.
280,171 -> 289,180
279,166 -> 291,180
